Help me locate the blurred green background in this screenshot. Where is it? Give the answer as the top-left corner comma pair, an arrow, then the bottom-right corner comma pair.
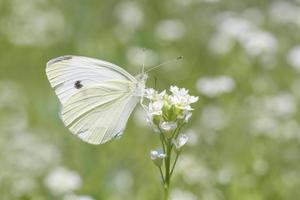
1,0 -> 300,199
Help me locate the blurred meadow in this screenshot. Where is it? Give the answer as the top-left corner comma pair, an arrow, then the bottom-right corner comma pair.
1,0 -> 300,199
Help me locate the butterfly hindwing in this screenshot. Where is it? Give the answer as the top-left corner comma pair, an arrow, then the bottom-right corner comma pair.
61,82 -> 138,144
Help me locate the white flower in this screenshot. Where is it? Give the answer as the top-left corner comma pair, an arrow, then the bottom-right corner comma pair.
269,1 -> 300,26
145,88 -> 166,100
160,121 -> 177,132
170,86 -> 189,96
148,100 -> 164,116
169,86 -> 199,110
173,134 -> 189,150
240,31 -> 278,57
150,150 -> 166,167
114,1 -> 143,30
217,14 -> 256,39
44,167 -> 82,195
213,13 -> 277,59
264,93 -> 297,117
1,0 -> 65,46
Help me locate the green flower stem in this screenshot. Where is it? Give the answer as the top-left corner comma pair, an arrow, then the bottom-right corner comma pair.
157,122 -> 186,200
170,152 -> 180,178
164,141 -> 172,200
159,166 -> 165,183
160,133 -> 166,153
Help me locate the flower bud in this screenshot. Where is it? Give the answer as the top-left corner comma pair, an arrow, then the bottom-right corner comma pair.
173,134 -> 189,153
159,121 -> 177,138
150,150 -> 166,167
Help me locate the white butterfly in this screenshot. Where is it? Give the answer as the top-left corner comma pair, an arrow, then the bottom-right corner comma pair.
46,55 -> 148,145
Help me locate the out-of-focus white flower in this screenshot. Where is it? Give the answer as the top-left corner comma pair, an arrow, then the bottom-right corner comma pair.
196,76 -> 235,97
241,31 -> 278,56
269,1 -> 300,26
287,46 -> 300,71
212,13 -> 277,58
160,121 -> 177,132
6,131 -> 61,175
217,14 -> 256,39
264,93 -> 297,117
150,150 -> 166,167
114,1 -> 143,29
173,134 -> 189,151
64,194 -> 95,200
251,115 -> 278,134
0,0 -> 65,46
155,19 -> 185,41
170,189 -> 198,200
44,167 -> 82,195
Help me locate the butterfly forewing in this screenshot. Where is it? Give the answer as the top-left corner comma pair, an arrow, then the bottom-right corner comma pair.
46,55 -> 137,104
46,55 -> 140,144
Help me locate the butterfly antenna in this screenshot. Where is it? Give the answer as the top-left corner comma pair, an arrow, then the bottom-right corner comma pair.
145,56 -> 183,73
142,48 -> 146,75
154,76 -> 157,89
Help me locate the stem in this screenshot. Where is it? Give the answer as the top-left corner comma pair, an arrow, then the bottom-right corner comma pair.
164,140 -> 172,200
159,166 -> 165,183
170,152 -> 180,178
159,123 -> 185,200
164,184 -> 169,200
160,133 -> 166,153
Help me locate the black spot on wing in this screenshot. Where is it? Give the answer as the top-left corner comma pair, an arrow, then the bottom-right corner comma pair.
47,55 -> 73,66
74,80 -> 83,89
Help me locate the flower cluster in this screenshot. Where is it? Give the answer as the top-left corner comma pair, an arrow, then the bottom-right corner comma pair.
145,86 -> 198,134
144,86 -> 198,199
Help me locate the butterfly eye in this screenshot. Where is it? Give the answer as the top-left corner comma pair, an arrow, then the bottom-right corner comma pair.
74,80 -> 83,89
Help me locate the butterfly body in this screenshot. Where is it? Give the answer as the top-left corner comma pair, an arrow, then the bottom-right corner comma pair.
46,55 -> 147,145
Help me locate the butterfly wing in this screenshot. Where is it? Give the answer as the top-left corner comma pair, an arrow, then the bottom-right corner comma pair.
46,56 -> 139,144
46,55 -> 137,104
